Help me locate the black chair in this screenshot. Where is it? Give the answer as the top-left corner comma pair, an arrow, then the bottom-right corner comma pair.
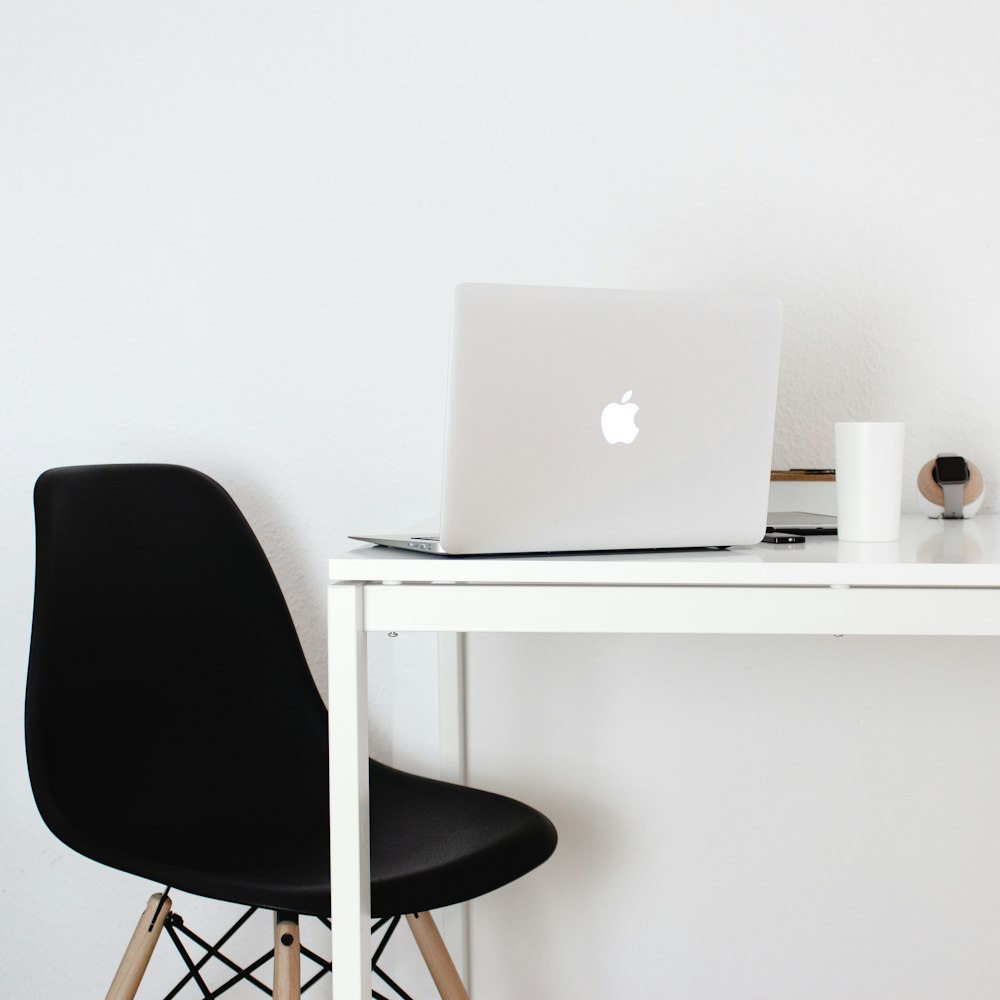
26,464 -> 557,1000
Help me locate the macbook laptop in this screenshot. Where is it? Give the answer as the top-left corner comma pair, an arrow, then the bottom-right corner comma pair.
352,282 -> 783,555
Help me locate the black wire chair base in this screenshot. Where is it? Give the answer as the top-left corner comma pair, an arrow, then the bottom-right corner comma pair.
158,899 -> 413,1000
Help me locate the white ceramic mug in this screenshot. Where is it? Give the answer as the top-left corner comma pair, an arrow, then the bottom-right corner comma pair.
835,422 -> 906,542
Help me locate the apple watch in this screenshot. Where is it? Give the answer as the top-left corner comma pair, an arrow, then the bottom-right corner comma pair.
932,453 -> 970,519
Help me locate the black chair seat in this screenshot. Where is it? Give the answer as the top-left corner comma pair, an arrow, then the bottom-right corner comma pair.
63,760 -> 555,919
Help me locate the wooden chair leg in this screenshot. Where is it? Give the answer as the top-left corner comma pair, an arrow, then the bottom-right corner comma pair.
106,892 -> 172,1000
406,911 -> 470,1000
273,911 -> 301,1000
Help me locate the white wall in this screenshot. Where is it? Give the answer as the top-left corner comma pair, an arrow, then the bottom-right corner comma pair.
4,1 -> 1000,997
0,2 -> 410,995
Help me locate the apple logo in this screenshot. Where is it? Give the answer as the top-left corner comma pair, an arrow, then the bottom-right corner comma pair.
601,390 -> 640,444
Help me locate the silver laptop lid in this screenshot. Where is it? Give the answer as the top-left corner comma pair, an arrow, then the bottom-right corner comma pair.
439,283 -> 782,555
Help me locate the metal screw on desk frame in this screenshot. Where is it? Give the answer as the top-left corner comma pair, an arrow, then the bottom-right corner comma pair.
388,631 -> 398,638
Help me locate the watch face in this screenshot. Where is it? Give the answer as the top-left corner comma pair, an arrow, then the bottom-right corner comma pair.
934,455 -> 970,485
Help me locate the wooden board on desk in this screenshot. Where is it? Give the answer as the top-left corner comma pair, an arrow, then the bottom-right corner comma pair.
771,469 -> 836,482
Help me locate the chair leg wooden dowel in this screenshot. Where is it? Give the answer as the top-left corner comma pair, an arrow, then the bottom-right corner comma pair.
106,892 -> 172,1000
406,911 -> 470,1000
273,911 -> 301,1000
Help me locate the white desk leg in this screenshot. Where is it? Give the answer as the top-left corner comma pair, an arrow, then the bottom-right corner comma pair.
329,583 -> 372,1000
437,632 -> 470,988
437,632 -> 467,785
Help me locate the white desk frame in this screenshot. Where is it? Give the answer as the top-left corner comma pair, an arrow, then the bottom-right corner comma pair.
328,515 -> 1000,998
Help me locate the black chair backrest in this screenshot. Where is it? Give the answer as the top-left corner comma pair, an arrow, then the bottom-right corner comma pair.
26,465 -> 328,869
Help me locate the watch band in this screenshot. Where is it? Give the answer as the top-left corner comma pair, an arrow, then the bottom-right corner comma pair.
937,453 -> 966,519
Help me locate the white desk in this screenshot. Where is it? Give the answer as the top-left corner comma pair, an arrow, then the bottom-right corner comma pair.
328,515 -> 1000,998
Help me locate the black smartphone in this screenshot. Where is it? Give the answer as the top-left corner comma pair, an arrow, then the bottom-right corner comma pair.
760,532 -> 805,544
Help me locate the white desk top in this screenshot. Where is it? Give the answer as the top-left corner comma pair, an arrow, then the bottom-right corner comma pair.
331,515 -> 1000,588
